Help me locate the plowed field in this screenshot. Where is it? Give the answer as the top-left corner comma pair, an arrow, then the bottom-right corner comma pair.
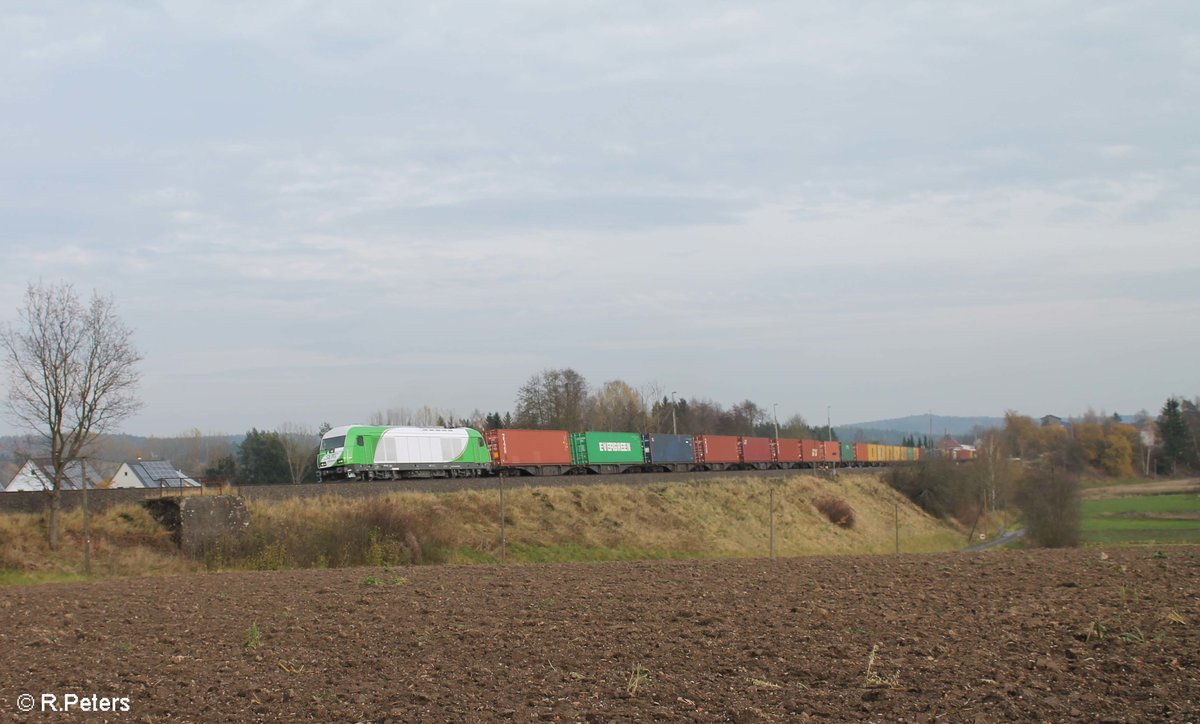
2,547 -> 1198,721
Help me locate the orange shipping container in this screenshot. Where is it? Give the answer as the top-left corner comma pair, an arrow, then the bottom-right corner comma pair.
485,429 -> 571,466
773,438 -> 803,463
694,435 -> 740,464
740,436 -> 773,464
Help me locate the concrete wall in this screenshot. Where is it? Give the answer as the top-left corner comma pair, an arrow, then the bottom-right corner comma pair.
142,496 -> 250,555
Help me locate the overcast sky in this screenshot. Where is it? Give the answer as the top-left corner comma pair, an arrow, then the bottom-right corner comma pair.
1,1 -> 1197,436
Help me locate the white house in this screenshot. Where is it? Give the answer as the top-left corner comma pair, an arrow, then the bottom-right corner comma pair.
110,459 -> 201,489
4,458 -> 104,492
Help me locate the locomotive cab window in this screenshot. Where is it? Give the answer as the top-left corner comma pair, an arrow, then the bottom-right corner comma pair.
320,436 -> 345,451
356,435 -> 364,446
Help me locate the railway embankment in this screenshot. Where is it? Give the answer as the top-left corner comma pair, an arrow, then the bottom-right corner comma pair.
1,473 -> 963,582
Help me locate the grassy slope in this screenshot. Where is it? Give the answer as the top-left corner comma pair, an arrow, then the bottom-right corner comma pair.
0,473 -> 964,581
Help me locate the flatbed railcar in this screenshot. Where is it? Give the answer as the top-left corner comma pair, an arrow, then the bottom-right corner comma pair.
317,425 -> 930,481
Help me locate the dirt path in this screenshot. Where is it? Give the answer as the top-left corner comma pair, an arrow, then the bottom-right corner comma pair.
1,547 -> 1197,721
1083,478 -> 1200,500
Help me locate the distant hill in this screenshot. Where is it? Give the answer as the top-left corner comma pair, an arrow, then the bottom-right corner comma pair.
835,415 -> 1003,444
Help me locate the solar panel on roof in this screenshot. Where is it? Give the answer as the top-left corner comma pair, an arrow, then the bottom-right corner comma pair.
141,460 -> 177,481
129,460 -> 196,487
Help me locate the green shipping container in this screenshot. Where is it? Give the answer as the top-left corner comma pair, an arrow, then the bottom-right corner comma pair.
840,442 -> 854,462
570,431 -> 645,465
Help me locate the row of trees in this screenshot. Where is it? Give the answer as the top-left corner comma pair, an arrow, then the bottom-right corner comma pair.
498,367 -> 835,439
1000,398 -> 1200,478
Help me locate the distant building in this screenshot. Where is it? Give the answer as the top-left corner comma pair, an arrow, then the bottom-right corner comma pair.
1040,415 -> 1064,427
936,434 -> 961,451
937,434 -> 976,460
4,458 -> 105,492
110,460 -> 201,490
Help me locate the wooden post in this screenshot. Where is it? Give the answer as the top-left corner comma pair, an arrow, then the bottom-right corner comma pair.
81,457 -> 92,575
499,476 -> 506,564
894,502 -> 899,555
769,486 -> 775,560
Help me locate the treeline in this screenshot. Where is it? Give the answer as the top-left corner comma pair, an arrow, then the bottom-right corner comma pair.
1000,397 -> 1200,477
362,368 -> 835,439
487,368 -> 835,440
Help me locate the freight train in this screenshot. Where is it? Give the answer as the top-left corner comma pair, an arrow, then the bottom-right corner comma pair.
316,425 -> 925,482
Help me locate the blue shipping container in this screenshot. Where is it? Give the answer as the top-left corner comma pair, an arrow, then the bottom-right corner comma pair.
643,433 -> 695,465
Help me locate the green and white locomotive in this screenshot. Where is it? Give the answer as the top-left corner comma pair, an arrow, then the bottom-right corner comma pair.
316,425 -> 491,481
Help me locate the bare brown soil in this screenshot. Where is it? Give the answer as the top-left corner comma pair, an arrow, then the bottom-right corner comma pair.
1,547 -> 1197,721
1110,511 -> 1200,521
1084,478 -> 1200,500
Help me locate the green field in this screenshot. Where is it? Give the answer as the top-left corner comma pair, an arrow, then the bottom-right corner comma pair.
1081,493 -> 1200,545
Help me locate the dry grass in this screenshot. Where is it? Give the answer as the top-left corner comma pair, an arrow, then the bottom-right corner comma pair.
0,504 -> 191,579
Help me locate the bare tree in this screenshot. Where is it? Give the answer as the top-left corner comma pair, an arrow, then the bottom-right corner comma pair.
685,398 -> 724,435
514,368 -> 589,430
277,422 -> 317,484
1,282 -> 142,549
586,379 -> 648,432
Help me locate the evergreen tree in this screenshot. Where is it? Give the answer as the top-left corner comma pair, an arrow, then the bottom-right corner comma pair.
235,428 -> 290,485
1157,397 -> 1196,473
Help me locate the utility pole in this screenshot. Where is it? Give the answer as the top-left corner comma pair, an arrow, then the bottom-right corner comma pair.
671,391 -> 678,435
773,403 -> 780,440
825,405 -> 831,470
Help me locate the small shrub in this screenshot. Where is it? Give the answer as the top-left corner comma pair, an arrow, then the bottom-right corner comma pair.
626,664 -> 650,696
244,622 -> 261,650
814,496 -> 856,529
254,542 -> 287,570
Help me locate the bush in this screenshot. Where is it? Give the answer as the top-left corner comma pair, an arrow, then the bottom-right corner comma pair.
1013,466 -> 1080,548
814,496 -> 855,528
884,458 -> 976,519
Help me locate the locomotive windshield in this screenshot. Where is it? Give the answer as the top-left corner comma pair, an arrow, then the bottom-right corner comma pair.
320,435 -> 346,451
